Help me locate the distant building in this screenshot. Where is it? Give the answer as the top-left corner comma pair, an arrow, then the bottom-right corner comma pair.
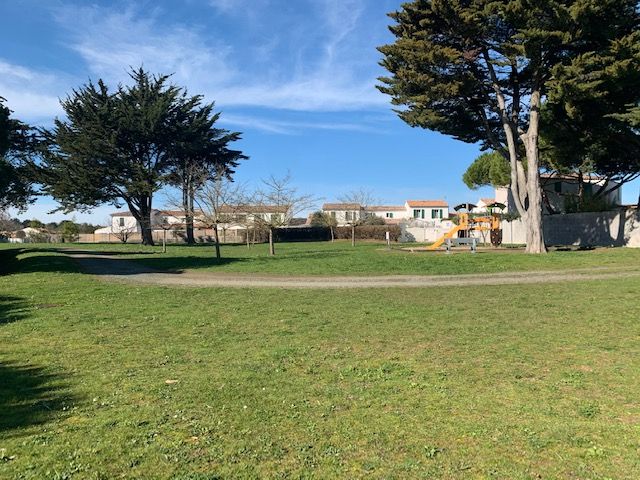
322,200 -> 449,226
495,174 -> 622,214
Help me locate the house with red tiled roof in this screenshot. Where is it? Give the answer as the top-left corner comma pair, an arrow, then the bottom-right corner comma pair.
322,200 -> 449,226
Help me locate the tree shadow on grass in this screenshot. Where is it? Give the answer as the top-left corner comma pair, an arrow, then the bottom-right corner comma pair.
134,249 -> 351,272
0,295 -> 29,325
0,247 -> 79,275
0,361 -> 77,436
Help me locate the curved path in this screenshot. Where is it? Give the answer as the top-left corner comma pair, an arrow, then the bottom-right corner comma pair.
64,250 -> 640,289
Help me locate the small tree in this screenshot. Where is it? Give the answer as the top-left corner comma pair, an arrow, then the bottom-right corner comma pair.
194,167 -> 246,259
309,211 -> 337,242
339,189 -> 377,247
256,174 -> 315,256
59,220 -> 79,243
113,224 -> 136,244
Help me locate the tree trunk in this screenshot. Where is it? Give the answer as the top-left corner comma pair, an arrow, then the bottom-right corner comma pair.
351,225 -> 356,247
133,196 -> 155,246
162,229 -> 167,253
330,226 -> 334,242
523,95 -> 546,254
183,177 -> 195,245
268,228 -> 275,256
213,223 -> 221,259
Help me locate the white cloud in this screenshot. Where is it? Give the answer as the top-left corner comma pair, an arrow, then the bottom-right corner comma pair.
221,113 -> 381,134
0,60 -> 64,121
54,2 -> 386,113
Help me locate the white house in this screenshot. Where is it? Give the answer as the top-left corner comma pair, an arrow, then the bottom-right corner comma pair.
405,200 -> 449,221
472,197 -> 498,213
93,206 -> 289,241
321,203 -> 367,226
322,200 -> 449,226
495,174 -> 622,214
95,210 -> 166,235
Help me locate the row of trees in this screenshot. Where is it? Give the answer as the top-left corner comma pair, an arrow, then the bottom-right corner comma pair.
378,0 -> 640,253
1,68 -> 247,246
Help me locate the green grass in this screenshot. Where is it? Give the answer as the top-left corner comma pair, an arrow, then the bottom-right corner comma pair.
1,246 -> 640,478
42,239 -> 640,276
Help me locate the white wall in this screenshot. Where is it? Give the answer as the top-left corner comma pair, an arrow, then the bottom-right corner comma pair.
110,215 -> 140,233
401,220 -> 455,243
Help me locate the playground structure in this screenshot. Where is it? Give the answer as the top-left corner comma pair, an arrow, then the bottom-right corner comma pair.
427,203 -> 505,251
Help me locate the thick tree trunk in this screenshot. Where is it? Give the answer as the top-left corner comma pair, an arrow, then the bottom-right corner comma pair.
268,228 -> 275,256
183,178 -> 195,245
132,196 -> 155,246
351,225 -> 356,247
213,223 -> 221,259
523,97 -> 546,253
330,226 -> 334,242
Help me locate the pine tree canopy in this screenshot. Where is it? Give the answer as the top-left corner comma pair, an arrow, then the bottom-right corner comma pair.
0,97 -> 38,210
41,68 -> 247,244
378,0 -> 640,156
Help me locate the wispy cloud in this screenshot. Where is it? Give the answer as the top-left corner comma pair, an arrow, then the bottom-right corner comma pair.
221,113 -> 382,135
54,1 -> 386,113
0,60 -> 64,120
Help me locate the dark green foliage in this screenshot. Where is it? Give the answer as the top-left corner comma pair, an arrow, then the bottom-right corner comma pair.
169,101 -> 247,244
362,215 -> 386,226
0,97 -> 38,210
463,151 -> 511,189
42,68 -> 245,246
378,0 -> 640,251
309,211 -> 331,227
59,220 -> 80,242
541,25 -> 640,190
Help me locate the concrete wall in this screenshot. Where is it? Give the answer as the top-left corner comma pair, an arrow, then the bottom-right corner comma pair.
401,220 -> 455,243
499,208 -> 640,247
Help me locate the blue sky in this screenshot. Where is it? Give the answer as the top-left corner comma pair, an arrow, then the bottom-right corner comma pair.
2,0 -> 637,224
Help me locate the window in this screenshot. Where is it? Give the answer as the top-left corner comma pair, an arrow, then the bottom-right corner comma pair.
386,212 -> 393,218
345,211 -> 352,221
330,211 -> 336,219
413,209 -> 425,219
431,209 -> 442,219
118,217 -> 125,227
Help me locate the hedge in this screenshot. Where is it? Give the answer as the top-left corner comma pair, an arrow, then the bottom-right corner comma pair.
335,225 -> 401,241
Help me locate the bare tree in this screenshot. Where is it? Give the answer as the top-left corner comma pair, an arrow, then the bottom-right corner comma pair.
112,225 -> 136,244
339,188 -> 378,247
157,215 -> 178,253
194,167 -> 247,259
256,174 -> 316,256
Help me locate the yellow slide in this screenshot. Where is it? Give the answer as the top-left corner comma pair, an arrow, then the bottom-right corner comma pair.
427,225 -> 463,250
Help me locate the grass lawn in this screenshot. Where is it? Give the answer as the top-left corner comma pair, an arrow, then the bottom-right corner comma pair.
1,246 -> 640,479
46,240 -> 640,276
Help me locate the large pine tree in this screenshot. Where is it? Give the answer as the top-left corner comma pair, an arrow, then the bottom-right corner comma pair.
42,68 -> 245,245
0,97 -> 37,210
378,0 -> 640,253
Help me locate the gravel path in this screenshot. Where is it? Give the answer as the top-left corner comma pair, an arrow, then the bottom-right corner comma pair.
65,250 -> 640,289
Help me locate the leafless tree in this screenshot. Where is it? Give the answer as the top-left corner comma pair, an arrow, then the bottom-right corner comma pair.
194,167 -> 247,259
113,225 -> 136,244
256,174 -> 316,256
339,188 -> 378,246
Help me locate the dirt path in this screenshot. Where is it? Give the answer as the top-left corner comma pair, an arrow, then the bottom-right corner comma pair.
63,250 -> 640,289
